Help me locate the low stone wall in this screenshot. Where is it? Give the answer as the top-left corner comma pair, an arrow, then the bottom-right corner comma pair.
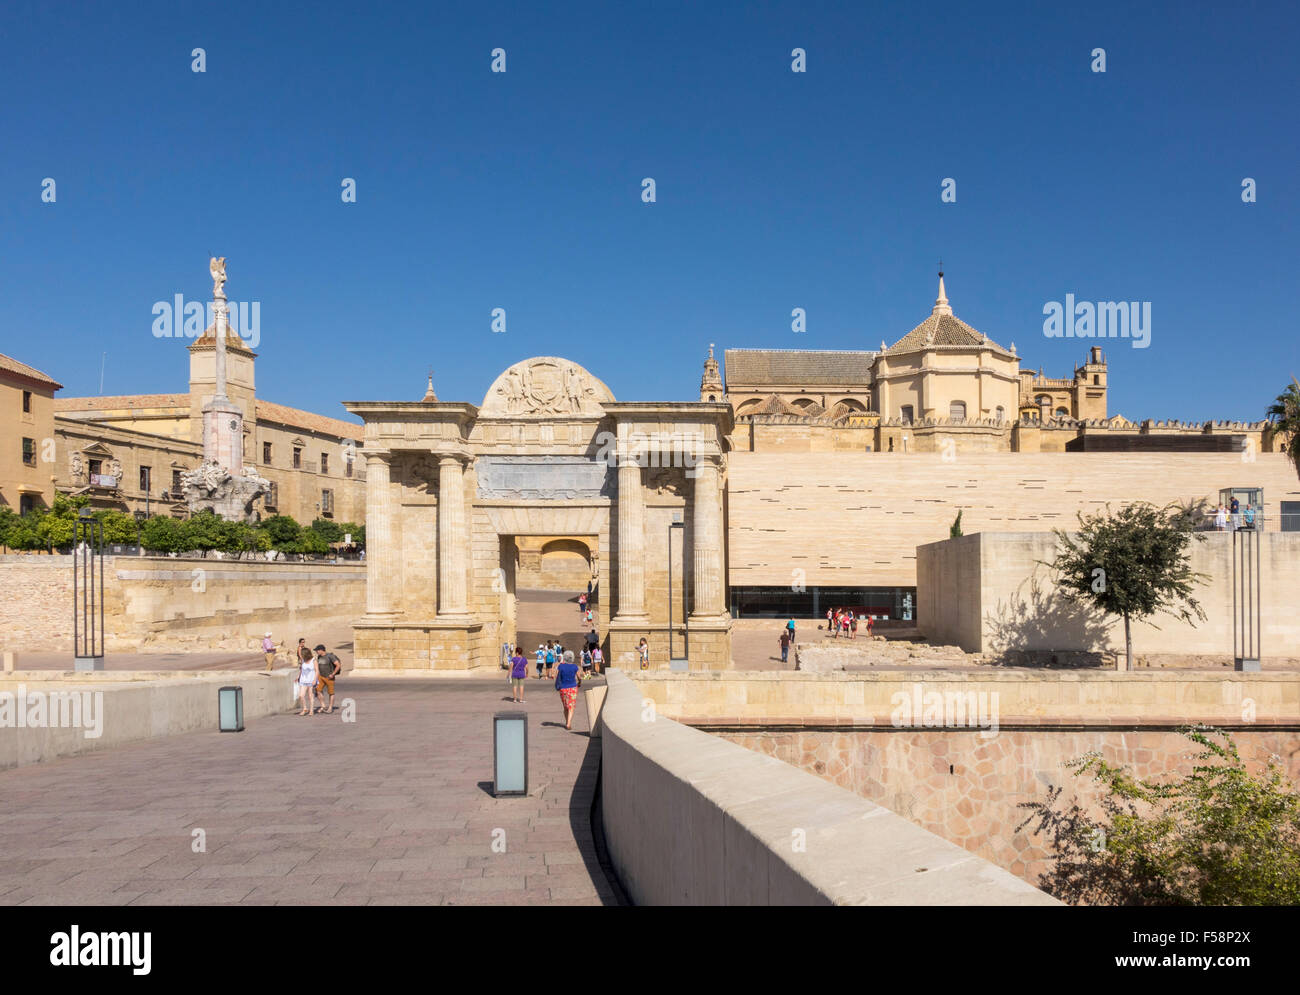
0,555 -> 365,653
628,670 -> 1300,727
0,671 -> 296,769
917,531 -> 1300,666
599,669 -> 1057,905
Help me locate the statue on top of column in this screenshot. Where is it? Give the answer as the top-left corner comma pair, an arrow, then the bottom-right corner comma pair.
209,256 -> 227,300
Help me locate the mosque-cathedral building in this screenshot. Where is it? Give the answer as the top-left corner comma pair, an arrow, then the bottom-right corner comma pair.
709,273 -> 1276,457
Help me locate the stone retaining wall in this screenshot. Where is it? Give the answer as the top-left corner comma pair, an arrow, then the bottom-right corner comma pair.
599,669 -> 1058,905
720,727 -> 1300,892
0,555 -> 365,653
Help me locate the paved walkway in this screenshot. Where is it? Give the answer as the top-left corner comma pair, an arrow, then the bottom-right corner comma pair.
0,678 -> 617,905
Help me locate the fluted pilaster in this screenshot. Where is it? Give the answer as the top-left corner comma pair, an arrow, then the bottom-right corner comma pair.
690,455 -> 726,617
615,458 -> 647,619
437,455 -> 470,617
364,451 -> 400,616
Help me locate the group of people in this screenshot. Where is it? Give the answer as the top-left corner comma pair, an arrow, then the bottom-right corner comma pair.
505,639 -> 598,730
825,608 -> 873,640
1213,498 -> 1258,531
261,632 -> 342,716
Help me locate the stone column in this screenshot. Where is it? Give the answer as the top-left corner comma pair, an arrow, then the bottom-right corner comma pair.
437,455 -> 470,618
690,455 -> 725,617
364,451 -> 400,616
615,458 -> 647,619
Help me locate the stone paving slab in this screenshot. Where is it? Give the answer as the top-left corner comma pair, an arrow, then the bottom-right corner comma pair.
0,678 -> 617,906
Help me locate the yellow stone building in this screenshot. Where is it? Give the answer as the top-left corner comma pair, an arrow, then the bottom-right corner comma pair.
1,328 -> 365,526
0,354 -> 63,514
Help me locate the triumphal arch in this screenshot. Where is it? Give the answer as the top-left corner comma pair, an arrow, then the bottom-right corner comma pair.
344,357 -> 733,671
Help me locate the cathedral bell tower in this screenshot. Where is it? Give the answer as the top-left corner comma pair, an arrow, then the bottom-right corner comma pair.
700,343 -> 723,402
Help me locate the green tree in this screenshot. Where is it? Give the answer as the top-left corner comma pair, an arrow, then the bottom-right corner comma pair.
296,529 -> 329,555
96,509 -> 139,546
2,505 -> 43,550
1051,502 -> 1206,672
182,511 -> 228,555
309,517 -> 344,544
1019,726 -> 1300,906
38,511 -> 76,550
949,510 -> 963,538
1266,377 -> 1300,479
260,514 -> 302,551
140,515 -> 187,554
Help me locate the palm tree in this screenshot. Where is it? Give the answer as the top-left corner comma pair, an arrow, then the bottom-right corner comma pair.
1266,377 -> 1300,478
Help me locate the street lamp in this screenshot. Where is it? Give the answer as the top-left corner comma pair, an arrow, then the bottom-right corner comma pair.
133,509 -> 146,556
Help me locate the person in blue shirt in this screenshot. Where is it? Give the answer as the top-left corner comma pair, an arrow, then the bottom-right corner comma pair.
555,650 -> 581,730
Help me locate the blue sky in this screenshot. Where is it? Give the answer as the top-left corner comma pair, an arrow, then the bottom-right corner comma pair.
2,0 -> 1296,425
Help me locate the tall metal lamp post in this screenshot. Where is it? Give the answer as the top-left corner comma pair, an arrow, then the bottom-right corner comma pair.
73,507 -> 105,670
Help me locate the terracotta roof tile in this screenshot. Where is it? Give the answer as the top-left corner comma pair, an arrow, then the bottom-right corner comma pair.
725,349 -> 876,387
55,393 -> 188,411
0,352 -> 63,390
254,399 -> 362,441
887,313 -> 1012,356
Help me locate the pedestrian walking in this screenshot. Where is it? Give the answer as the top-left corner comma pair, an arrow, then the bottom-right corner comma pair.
535,643 -> 546,679
591,645 -> 603,674
1214,504 -> 1228,531
296,648 -> 319,716
786,617 -> 796,643
510,646 -> 529,702
545,642 -> 556,679
262,631 -> 276,672
778,628 -> 791,663
638,637 -> 650,670
314,644 -> 340,713
581,647 -> 593,673
578,592 -> 588,615
555,651 -> 582,730
849,610 -> 858,640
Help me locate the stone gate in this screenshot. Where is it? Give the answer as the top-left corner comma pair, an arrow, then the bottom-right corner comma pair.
344,357 -> 733,670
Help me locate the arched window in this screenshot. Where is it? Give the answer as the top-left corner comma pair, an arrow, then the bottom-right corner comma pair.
900,404 -> 914,424
1055,407 -> 1069,418
949,401 -> 967,420
995,406 -> 1005,422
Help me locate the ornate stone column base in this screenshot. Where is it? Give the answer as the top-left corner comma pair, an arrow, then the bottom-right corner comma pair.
607,615 -> 732,671
352,616 -> 491,672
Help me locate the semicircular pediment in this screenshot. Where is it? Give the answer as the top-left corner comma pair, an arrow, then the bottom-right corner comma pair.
480,357 -> 615,417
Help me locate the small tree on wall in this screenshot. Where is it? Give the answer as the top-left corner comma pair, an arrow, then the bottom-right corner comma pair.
949,510 -> 963,538
1051,502 -> 1206,672
1266,376 -> 1300,479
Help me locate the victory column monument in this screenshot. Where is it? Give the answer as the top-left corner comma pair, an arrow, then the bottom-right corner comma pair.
179,258 -> 271,522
